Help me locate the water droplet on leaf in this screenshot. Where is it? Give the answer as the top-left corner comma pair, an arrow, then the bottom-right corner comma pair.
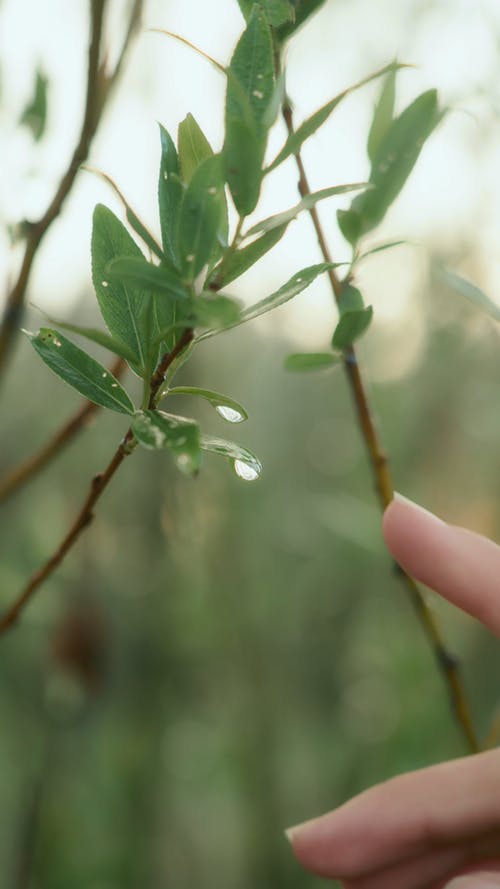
101,280 -> 109,288
215,405 -> 244,424
233,459 -> 260,482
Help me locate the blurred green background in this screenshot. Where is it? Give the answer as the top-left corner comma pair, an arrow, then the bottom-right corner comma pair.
3,1 -> 500,887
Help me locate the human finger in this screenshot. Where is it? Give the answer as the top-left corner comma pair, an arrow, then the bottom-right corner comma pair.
286,748 -> 500,879
382,494 -> 500,636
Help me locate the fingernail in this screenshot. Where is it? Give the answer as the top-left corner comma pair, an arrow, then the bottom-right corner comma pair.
444,876 -> 500,889
392,491 -> 444,523
284,821 -> 308,844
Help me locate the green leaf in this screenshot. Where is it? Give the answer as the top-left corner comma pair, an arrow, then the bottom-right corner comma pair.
267,63 -> 404,173
246,183 -> 368,236
200,435 -> 262,480
132,410 -> 201,474
237,0 -> 295,27
338,283 -> 364,313
20,68 -> 48,141
87,169 -> 164,261
284,352 -> 340,371
31,310 -> 137,365
27,329 -> 135,414
274,0 -> 326,41
438,268 -> 500,322
223,117 -> 264,217
178,155 -> 227,279
192,294 -> 242,328
209,224 -> 288,287
197,263 -> 341,341
332,306 -> 373,349
224,4 -> 275,215
168,387 -> 248,422
178,113 -> 213,183
158,124 -> 184,265
358,240 -> 407,262
350,89 -> 441,237
367,67 -> 396,164
92,205 -> 153,373
337,209 -> 363,247
105,256 -> 189,301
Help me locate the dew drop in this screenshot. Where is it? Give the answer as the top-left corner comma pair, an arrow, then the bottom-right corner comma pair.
176,435 -> 187,445
101,280 -> 109,288
111,383 -> 118,388
53,338 -> 62,348
186,253 -> 195,263
163,171 -> 168,180
233,459 -> 260,482
256,73 -> 264,80
215,405 -> 244,424
207,186 -> 217,195
252,89 -> 264,99
102,372 -> 107,378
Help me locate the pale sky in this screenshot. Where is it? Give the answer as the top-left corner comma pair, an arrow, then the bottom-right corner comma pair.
2,0 -> 500,380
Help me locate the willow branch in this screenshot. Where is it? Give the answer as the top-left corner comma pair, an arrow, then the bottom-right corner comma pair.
0,329 -> 192,636
0,356 -> 125,505
281,100 -> 479,753
0,0 -> 143,383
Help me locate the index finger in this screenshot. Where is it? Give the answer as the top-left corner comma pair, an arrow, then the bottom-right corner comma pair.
382,494 -> 500,636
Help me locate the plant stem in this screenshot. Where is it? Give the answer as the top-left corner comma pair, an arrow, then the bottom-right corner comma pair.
0,357 -> 125,505
0,329 -> 192,637
281,99 -> 479,753
0,0 -> 143,385
208,216 -> 244,291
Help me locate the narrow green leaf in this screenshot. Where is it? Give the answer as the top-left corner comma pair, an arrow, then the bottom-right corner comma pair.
27,329 -> 134,414
438,268 -> 500,322
284,352 -> 340,371
86,168 -> 164,260
267,63 -> 405,173
237,0 -> 295,27
246,183 -> 368,236
227,5 -> 275,125
332,306 -> 373,349
350,89 -> 442,237
106,256 -> 189,300
358,240 -> 407,262
178,155 -> 227,279
92,205 -> 152,372
168,387 -> 248,422
224,4 -> 275,215
337,208 -> 363,247
275,0 -> 327,41
200,435 -> 262,481
32,310 -> 137,365
367,67 -> 396,164
158,124 -> 184,265
178,113 -> 213,183
209,224 -> 288,287
20,68 -> 48,141
223,117 -> 264,217
197,263 -> 341,341
338,283 -> 364,313
132,410 -> 201,474
192,294 -> 242,328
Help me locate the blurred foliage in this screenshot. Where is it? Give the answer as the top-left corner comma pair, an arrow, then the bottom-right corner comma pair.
1,273 -> 500,888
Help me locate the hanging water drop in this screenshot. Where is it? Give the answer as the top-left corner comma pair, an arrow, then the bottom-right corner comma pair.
215,405 -> 244,424
233,459 -> 260,482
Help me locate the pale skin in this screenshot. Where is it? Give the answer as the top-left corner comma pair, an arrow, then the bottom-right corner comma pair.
286,494 -> 500,889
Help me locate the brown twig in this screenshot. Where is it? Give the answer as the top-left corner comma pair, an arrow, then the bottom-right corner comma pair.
0,329 -> 192,636
282,100 -> 479,753
0,356 -> 125,505
0,0 -> 143,383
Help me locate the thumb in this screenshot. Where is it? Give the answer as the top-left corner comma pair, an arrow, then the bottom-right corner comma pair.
444,874 -> 500,889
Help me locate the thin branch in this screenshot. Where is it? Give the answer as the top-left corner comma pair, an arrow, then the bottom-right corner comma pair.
0,0 -> 144,383
281,99 -> 480,754
0,329 -> 192,637
0,357 -> 125,505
